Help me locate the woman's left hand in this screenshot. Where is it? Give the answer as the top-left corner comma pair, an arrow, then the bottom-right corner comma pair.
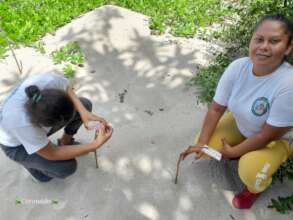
219,138 -> 238,159
81,112 -> 108,130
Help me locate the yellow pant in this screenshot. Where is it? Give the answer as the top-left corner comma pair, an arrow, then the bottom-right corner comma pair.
194,112 -> 293,193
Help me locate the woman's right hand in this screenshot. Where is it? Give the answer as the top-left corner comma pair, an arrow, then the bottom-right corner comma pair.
93,124 -> 113,150
181,143 -> 205,160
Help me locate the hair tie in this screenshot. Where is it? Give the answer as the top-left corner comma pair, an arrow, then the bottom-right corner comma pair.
32,93 -> 42,103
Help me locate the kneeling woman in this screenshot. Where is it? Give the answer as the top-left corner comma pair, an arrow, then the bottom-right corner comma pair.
0,72 -> 113,182
181,15 -> 293,209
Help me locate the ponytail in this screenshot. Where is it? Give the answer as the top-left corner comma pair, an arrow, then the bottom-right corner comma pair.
25,85 -> 43,104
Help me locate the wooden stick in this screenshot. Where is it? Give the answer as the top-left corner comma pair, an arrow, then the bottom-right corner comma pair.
94,132 -> 99,168
174,154 -> 183,184
0,28 -> 23,75
8,43 -> 23,75
94,150 -> 99,168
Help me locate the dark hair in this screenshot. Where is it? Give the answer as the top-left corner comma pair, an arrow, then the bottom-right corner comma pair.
254,14 -> 293,45
25,85 -> 74,127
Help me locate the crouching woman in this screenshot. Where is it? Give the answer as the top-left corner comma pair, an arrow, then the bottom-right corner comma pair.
0,72 -> 112,182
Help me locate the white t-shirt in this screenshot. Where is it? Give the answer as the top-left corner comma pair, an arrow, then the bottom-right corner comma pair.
0,73 -> 69,154
214,57 -> 293,138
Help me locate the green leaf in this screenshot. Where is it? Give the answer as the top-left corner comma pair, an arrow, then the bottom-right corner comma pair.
15,197 -> 22,205
51,199 -> 59,205
63,64 -> 75,78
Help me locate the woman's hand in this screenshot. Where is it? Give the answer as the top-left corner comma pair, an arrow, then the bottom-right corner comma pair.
67,88 -> 108,129
219,138 -> 238,159
81,111 -> 108,130
92,124 -> 113,150
180,143 -> 205,160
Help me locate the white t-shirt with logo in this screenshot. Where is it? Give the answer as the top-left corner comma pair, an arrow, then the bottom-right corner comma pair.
214,57 -> 293,138
0,73 -> 69,154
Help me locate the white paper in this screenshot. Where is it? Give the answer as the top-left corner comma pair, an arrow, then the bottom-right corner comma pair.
201,145 -> 222,161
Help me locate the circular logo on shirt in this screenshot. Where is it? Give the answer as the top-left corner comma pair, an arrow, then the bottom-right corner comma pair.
251,97 -> 270,116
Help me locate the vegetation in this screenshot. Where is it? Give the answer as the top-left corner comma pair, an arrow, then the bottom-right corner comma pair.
51,41 -> 84,77
32,41 -> 46,54
63,64 -> 75,78
268,194 -> 293,214
51,41 -> 84,66
273,156 -> 293,183
0,0 -> 232,58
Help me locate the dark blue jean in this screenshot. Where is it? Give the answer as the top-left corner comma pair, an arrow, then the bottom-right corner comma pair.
1,97 -> 92,182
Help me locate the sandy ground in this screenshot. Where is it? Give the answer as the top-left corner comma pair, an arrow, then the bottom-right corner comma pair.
0,5 -> 292,220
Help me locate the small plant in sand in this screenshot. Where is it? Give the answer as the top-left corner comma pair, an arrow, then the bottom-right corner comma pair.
268,194 -> 293,214
51,41 -> 84,66
63,64 -> 76,89
63,64 -> 75,78
52,41 -> 85,81
32,41 -> 46,54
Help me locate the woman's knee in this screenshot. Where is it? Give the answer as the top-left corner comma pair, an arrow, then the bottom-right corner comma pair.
56,159 -> 77,179
238,152 -> 273,193
79,97 -> 92,112
1,145 -> 28,162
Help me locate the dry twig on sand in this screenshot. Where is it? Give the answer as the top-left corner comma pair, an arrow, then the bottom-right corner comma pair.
8,43 -> 23,75
174,154 -> 183,184
0,29 -> 23,75
94,132 -> 99,168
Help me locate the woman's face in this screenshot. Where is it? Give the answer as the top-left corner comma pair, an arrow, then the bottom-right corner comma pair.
249,20 -> 292,75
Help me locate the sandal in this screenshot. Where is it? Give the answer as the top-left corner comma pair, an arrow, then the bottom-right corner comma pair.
232,187 -> 260,209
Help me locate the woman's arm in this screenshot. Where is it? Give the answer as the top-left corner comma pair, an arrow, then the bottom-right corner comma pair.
37,141 -> 97,160
181,59 -> 244,159
67,87 -> 107,127
37,124 -> 113,160
197,101 -> 227,145
182,101 -> 226,159
67,88 -> 89,117
220,123 -> 290,158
